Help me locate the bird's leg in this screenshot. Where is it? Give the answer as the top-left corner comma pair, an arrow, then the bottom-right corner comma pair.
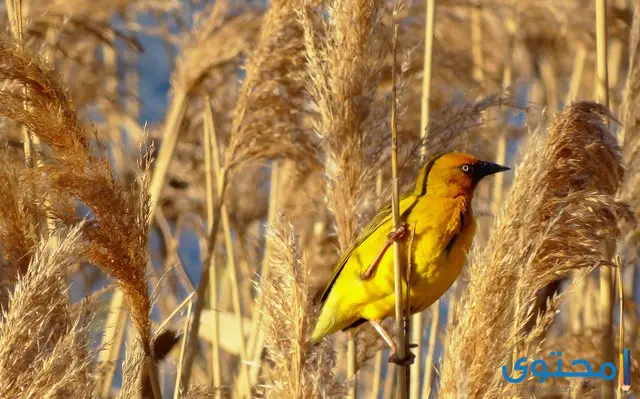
370,320 -> 397,352
360,222 -> 409,280
370,320 -> 416,366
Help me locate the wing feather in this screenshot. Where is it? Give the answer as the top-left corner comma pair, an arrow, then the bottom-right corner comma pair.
320,194 -> 419,303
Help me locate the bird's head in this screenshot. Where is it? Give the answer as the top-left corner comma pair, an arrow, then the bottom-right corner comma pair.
413,152 -> 510,198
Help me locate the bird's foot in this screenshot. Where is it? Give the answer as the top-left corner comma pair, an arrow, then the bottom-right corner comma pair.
387,222 -> 409,241
388,350 -> 416,366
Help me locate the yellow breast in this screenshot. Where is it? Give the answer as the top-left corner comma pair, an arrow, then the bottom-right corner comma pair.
407,212 -> 476,313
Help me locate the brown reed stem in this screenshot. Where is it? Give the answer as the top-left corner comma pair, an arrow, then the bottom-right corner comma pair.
491,16 -> 515,218
148,90 -> 189,218
145,356 -> 162,399
4,0 -> 32,168
539,54 -> 558,113
412,2 -> 436,397
372,350 -> 384,398
390,17 -> 409,399
219,181 -> 251,398
420,0 -> 436,147
596,1 -> 615,396
421,304 -> 439,399
203,98 -> 222,390
616,256 -> 623,399
470,2 -> 484,86
181,103 -> 250,396
347,331 -> 357,398
565,44 -> 587,105
98,290 -> 127,398
632,264 -> 639,345
370,167 -> 385,399
180,169 -> 226,392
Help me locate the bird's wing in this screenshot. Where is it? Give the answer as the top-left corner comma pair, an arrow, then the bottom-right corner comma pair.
320,194 -> 418,303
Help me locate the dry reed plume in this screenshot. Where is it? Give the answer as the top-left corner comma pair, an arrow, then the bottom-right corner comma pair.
0,156 -> 43,306
0,34 -> 153,354
260,213 -> 346,398
440,101 -> 631,397
620,1 -> 640,264
300,0 -> 386,249
0,225 -> 94,398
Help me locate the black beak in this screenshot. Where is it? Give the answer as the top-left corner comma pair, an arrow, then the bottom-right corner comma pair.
474,160 -> 510,182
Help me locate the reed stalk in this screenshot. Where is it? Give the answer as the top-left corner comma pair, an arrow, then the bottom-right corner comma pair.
595,1 -> 615,396
179,145 -> 227,394
148,90 -> 189,218
470,2 -> 484,86
218,178 -> 251,397
491,16 -> 515,220
383,367 -> 395,399
186,100 -> 250,397
246,162 -> 279,388
616,256 -> 624,399
4,0 -> 32,168
390,17 -> 409,399
203,98 -> 222,391
565,44 -> 587,105
371,350 -> 383,398
539,54 -> 558,113
98,290 -> 127,398
175,301 -> 194,399
412,2 -> 436,397
420,0 -> 436,146
145,355 -> 162,399
420,305 -> 439,399
156,292 -> 197,337
347,332 -> 357,398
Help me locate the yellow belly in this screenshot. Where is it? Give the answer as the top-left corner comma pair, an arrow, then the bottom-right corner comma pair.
360,217 -> 476,321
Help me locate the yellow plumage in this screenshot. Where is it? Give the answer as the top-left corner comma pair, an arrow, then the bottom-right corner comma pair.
311,152 -> 508,344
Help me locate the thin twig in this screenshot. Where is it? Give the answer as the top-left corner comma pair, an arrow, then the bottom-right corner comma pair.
156,292 -> 196,338
175,301 -> 194,399
390,13 -> 409,399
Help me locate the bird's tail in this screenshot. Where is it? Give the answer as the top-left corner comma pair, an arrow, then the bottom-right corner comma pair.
310,316 -> 328,344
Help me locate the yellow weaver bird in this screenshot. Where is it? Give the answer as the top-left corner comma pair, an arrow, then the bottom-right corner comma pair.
311,152 -> 509,364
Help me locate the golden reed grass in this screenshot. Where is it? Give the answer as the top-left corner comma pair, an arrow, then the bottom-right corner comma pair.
0,35 -> 153,355
260,213 -> 347,398
440,102 -> 632,397
0,225 -> 93,398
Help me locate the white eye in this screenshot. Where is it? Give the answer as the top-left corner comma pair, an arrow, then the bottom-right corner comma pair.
461,165 -> 470,173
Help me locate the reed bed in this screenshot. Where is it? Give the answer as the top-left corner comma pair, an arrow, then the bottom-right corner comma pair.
0,0 -> 639,398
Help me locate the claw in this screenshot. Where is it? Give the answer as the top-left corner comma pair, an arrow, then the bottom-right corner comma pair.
408,343 -> 419,349
387,222 -> 409,241
361,223 -> 409,280
389,351 -> 416,366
